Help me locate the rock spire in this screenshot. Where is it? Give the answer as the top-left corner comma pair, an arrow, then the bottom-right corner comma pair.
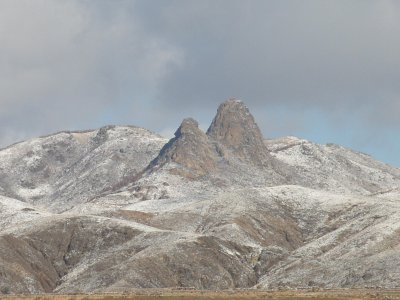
149,118 -> 217,177
207,98 -> 270,166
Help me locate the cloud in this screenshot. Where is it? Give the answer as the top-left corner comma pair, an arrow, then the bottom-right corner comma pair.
148,1 -> 400,113
0,0 -> 399,165
138,0 -> 400,165
0,0 -> 183,144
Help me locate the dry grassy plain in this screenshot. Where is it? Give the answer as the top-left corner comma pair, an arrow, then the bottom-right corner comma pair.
2,289 -> 400,300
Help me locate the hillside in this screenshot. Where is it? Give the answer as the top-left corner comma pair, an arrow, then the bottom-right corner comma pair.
1,99 -> 400,294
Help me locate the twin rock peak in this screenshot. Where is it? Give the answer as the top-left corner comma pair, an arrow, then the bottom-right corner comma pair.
151,98 -> 272,177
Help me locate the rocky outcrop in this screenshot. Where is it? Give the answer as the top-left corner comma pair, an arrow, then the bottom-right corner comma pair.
148,118 -> 217,178
146,99 -> 274,180
1,99 -> 400,294
207,98 -> 272,166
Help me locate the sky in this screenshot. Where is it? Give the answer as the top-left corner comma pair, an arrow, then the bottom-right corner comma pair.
0,0 -> 399,166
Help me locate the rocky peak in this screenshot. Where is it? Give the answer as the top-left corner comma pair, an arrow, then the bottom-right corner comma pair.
149,118 -> 217,178
207,98 -> 270,166
174,118 -> 201,138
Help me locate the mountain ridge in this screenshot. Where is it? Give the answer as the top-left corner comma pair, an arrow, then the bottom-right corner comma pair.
0,99 -> 400,294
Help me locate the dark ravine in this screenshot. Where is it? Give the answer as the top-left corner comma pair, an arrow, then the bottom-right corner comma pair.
1,99 -> 400,294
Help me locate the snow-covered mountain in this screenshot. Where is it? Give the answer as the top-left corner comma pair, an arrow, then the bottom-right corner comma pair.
1,99 -> 400,294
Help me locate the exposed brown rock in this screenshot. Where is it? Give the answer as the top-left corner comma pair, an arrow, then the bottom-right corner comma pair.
2,100 -> 400,295
0,216 -> 143,294
149,118 -> 217,177
207,98 -> 271,166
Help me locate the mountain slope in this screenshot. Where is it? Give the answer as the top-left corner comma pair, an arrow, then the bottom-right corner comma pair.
0,126 -> 167,212
0,99 -> 399,294
266,136 -> 400,194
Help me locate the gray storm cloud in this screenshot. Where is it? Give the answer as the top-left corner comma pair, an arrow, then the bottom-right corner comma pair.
0,0 -> 183,145
0,0 -> 399,165
145,1 -> 400,113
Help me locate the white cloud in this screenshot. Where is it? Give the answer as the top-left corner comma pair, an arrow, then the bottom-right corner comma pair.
0,0 -> 184,134
0,0 -> 399,165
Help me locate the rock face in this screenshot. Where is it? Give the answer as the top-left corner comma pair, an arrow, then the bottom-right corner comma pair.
1,99 -> 400,294
147,99 -> 276,181
148,118 -> 217,178
207,98 -> 271,166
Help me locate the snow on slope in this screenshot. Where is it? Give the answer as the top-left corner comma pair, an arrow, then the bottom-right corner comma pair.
1,99 -> 400,294
0,195 -> 51,232
0,125 -> 167,212
258,189 -> 400,288
266,137 -> 400,194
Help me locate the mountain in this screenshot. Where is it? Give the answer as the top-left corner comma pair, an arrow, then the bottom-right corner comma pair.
207,98 -> 272,166
147,117 -> 218,178
1,99 -> 400,294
